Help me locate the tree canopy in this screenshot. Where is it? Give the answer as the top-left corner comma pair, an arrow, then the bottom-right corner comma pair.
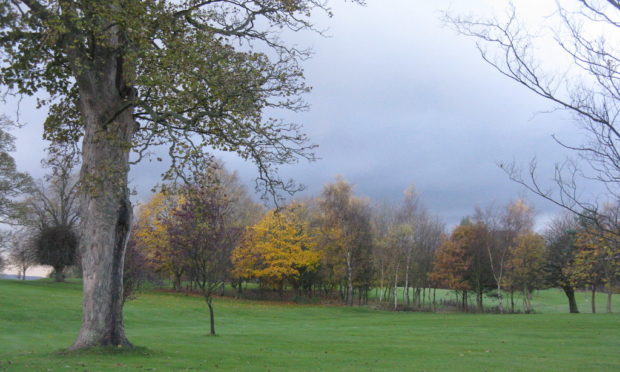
0,0 -> 362,349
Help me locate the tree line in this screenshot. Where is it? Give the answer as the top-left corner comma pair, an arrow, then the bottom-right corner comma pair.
121,162 -> 620,325
1,130 -> 619,336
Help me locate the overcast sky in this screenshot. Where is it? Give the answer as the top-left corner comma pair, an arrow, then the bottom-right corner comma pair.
1,0 -> 603,229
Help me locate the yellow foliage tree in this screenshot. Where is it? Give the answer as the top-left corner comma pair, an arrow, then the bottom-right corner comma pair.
505,233 -> 545,313
232,203 -> 321,294
574,228 -> 620,313
132,192 -> 186,290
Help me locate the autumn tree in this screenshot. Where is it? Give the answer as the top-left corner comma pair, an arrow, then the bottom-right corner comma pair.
543,214 -> 580,313
383,223 -> 412,309
574,226 -> 620,313
318,178 -> 373,306
473,199 -> 536,313
167,162 -> 240,336
0,0 -> 361,348
232,202 -> 320,296
506,233 -> 546,313
429,221 -> 494,312
133,191 -> 186,291
123,235 -> 159,304
394,187 -> 419,306
429,228 -> 472,310
411,215 -> 444,308
133,160 -> 261,301
370,202 -> 395,303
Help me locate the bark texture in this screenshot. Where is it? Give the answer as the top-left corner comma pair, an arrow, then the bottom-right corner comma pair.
70,53 -> 136,349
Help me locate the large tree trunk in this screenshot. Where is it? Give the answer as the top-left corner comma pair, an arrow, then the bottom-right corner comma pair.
562,286 -> 579,314
70,59 -> 136,349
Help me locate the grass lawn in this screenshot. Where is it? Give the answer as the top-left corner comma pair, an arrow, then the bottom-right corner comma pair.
1,280 -> 619,371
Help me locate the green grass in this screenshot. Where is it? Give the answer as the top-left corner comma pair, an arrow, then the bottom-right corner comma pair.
1,280 -> 619,371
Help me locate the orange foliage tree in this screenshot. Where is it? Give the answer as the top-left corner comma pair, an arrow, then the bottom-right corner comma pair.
429,226 -> 473,310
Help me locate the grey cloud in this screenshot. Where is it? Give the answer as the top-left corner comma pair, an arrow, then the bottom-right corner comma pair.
3,0 -> 597,229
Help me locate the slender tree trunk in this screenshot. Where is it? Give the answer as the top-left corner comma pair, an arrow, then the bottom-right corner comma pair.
237,280 -> 243,297
523,286 -> 531,313
606,291 -> 612,313
510,290 -> 515,313
393,270 -> 398,310
379,264 -> 384,303
70,61 -> 136,349
432,287 -> 436,311
591,286 -> 596,314
404,255 -> 410,306
207,296 -> 216,336
462,290 -> 467,311
562,286 -> 579,314
497,281 -> 503,314
346,251 -> 353,306
486,239 -> 504,314
415,287 -> 421,307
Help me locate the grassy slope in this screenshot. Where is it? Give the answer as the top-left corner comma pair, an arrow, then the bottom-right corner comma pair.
0,280 -> 619,371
